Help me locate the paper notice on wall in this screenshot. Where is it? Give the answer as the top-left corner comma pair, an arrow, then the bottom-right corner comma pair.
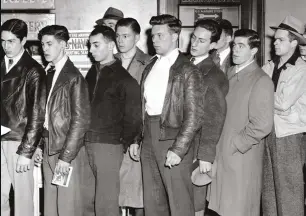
66,30 -> 92,77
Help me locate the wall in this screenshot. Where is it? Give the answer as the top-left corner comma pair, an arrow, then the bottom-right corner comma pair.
52,0 -> 157,53
265,0 -> 306,63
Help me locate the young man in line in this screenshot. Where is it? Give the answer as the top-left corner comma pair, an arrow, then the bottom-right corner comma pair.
115,17 -> 151,216
130,14 -> 205,216
210,19 -> 234,75
208,29 -> 274,216
85,25 -> 141,216
36,25 -> 91,216
189,19 -> 229,216
1,18 -> 46,216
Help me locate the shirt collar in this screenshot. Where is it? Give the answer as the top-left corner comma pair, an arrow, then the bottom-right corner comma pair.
46,55 -> 68,72
5,49 -> 25,67
155,48 -> 179,66
272,48 -> 301,70
235,60 -> 254,73
192,54 -> 209,65
219,47 -> 231,59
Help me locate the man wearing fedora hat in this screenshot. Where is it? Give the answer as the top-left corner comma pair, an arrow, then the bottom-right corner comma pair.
262,15 -> 306,216
95,7 -> 124,31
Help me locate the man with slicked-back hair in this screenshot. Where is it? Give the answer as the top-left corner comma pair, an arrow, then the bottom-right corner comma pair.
1,18 -> 46,216
131,14 -> 205,216
35,25 -> 91,216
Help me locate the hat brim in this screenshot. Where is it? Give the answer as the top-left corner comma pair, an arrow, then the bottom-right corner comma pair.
95,16 -> 122,25
191,167 -> 212,186
270,26 -> 306,45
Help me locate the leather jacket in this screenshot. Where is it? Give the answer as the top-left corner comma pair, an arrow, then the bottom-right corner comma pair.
1,51 -> 46,159
46,59 -> 90,163
138,53 -> 205,159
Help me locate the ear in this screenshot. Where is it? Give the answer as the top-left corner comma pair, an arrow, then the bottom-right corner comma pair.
171,33 -> 179,42
21,37 -> 27,46
209,42 -> 217,50
251,47 -> 258,56
291,39 -> 298,48
108,41 -> 115,51
226,35 -> 232,43
60,40 -> 67,50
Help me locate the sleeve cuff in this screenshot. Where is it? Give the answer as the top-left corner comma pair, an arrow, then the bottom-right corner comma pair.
232,134 -> 252,154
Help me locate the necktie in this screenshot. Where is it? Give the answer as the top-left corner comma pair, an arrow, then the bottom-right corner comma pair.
8,59 -> 13,69
46,66 -> 56,96
190,57 -> 196,64
213,52 -> 221,67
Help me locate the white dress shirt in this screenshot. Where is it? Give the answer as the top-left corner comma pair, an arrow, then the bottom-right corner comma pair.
219,47 -> 231,66
235,60 -> 254,73
192,54 -> 209,65
144,48 -> 179,115
44,55 -> 68,129
4,49 -> 25,73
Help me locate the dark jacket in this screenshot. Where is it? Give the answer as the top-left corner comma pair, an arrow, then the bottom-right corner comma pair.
46,58 -> 90,163
85,59 -> 142,150
139,52 -> 205,159
115,47 -> 151,84
193,56 -> 229,162
210,49 -> 233,76
1,51 -> 46,159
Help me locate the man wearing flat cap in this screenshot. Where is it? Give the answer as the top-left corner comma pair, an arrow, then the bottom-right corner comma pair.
262,15 -> 306,216
95,7 -> 124,31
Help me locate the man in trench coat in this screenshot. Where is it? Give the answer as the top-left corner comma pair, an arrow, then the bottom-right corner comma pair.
207,29 -> 274,216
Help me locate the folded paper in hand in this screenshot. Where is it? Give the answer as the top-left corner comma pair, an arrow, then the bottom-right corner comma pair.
51,166 -> 73,187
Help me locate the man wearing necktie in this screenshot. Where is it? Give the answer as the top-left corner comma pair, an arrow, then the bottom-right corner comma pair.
1,19 -> 46,216
34,25 -> 91,216
189,19 -> 229,215
210,19 -> 234,75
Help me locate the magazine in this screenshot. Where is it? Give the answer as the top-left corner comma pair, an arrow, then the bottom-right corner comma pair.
51,166 -> 73,187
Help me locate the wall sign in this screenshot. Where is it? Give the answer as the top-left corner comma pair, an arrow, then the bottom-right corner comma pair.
194,9 -> 222,22
66,30 -> 92,77
1,0 -> 55,10
1,13 -> 56,40
180,0 -> 241,4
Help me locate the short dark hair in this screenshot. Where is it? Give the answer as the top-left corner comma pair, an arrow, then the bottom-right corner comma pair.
149,14 -> 182,34
234,29 -> 260,49
90,25 -> 116,42
115,18 -> 141,34
38,25 -> 70,42
195,19 -> 222,43
1,19 -> 28,41
217,19 -> 233,37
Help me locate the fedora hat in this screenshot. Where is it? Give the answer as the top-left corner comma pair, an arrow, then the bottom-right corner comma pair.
270,15 -> 306,45
96,7 -> 124,25
191,160 -> 216,186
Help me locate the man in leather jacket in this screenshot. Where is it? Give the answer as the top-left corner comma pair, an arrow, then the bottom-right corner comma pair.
1,19 -> 46,216
129,14 -> 204,216
35,25 -> 91,216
